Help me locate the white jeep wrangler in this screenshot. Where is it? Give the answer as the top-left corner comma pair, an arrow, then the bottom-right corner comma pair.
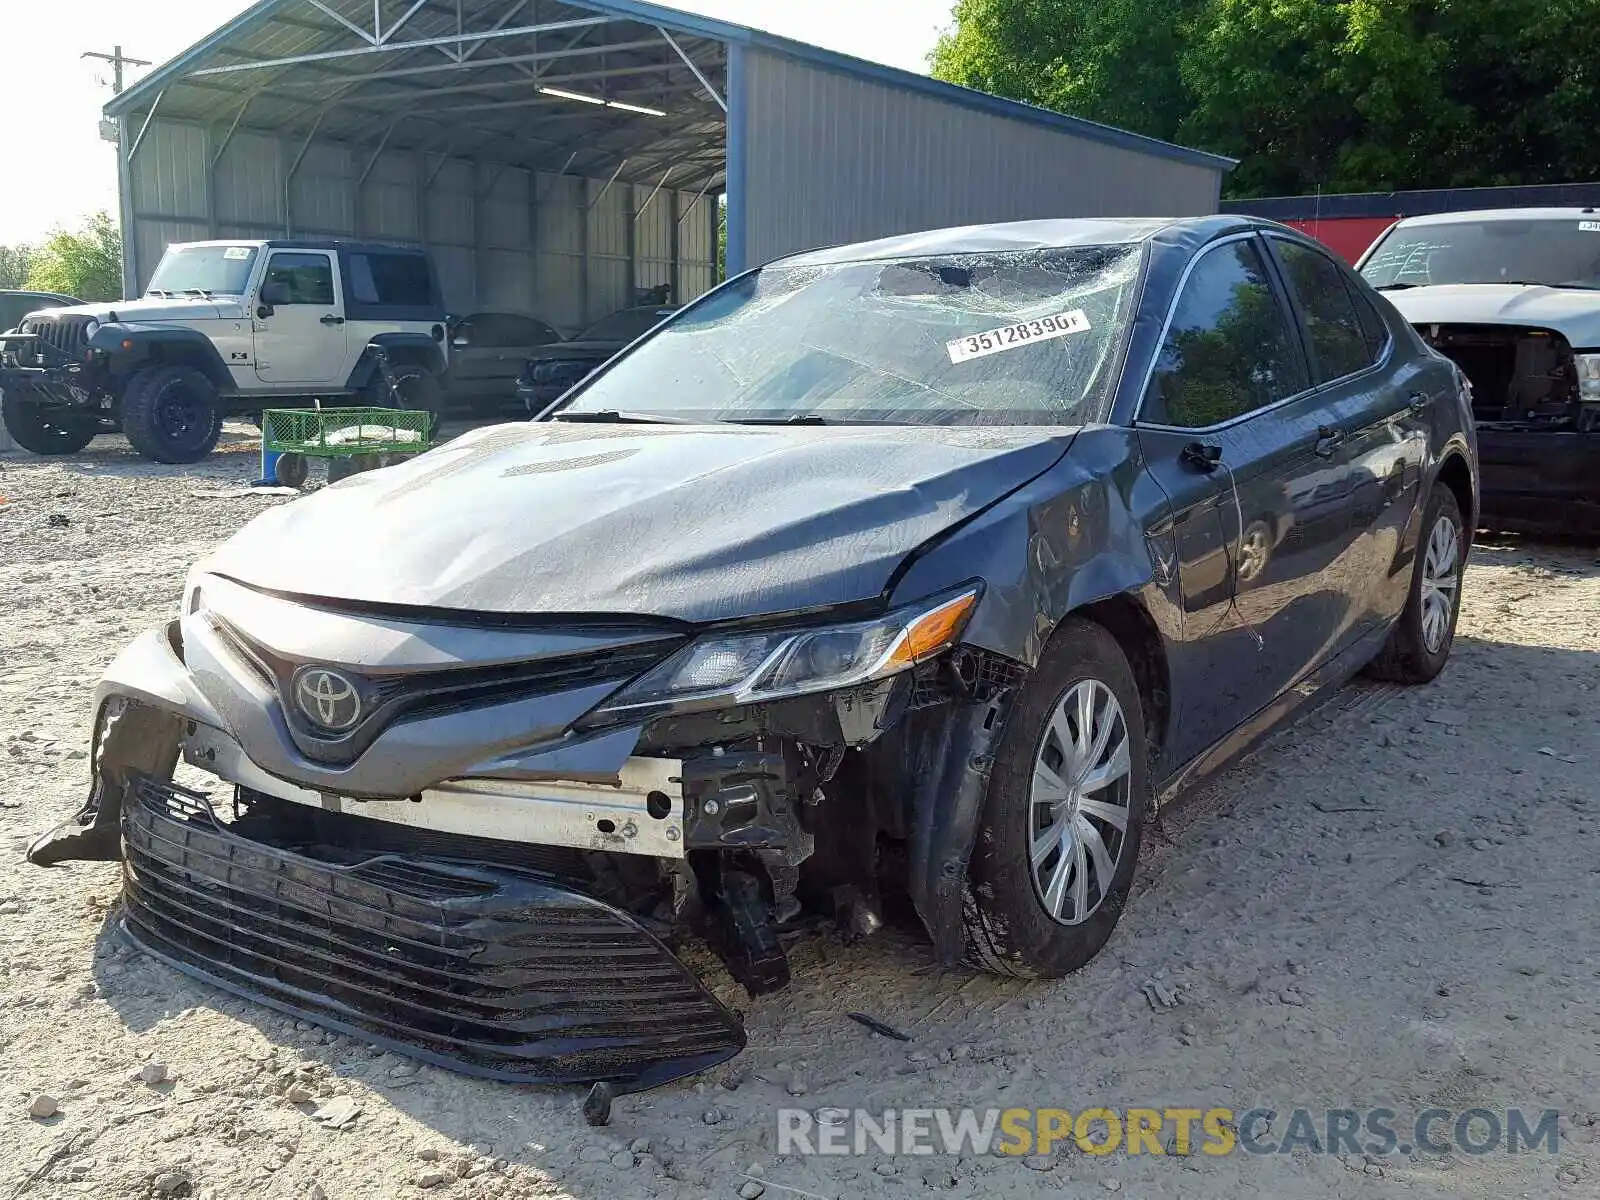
0,240 -> 449,464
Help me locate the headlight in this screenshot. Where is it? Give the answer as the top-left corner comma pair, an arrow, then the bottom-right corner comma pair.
1576,353 -> 1600,401
84,320 -> 101,340
589,586 -> 982,721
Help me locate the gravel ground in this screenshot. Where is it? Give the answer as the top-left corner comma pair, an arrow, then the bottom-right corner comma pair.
2,430 -> 1598,1200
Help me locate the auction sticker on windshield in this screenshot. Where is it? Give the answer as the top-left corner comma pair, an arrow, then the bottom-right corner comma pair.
947,310 -> 1092,364
223,247 -> 253,260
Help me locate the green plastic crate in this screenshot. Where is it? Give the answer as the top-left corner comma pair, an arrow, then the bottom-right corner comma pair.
261,407 -> 433,458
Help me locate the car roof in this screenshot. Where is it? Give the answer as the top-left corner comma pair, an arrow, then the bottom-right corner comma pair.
778,215 -> 1261,267
0,289 -> 77,301
168,238 -> 429,256
1392,207 -> 1600,228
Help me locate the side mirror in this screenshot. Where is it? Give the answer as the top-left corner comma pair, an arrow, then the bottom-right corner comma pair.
257,280 -> 291,317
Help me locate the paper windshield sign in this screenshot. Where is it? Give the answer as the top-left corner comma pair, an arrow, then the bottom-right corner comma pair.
223,246 -> 253,260
1581,221 -> 1600,232
947,310 -> 1092,364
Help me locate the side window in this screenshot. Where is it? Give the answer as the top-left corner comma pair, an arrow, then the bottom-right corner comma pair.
1144,239 -> 1308,429
263,253 -> 335,306
351,253 -> 433,307
1272,239 -> 1375,382
1345,277 -> 1391,360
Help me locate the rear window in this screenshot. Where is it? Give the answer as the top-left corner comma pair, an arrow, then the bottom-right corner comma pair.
349,253 -> 434,306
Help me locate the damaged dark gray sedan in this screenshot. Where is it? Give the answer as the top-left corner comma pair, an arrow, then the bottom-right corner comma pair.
29,215 -> 1479,1091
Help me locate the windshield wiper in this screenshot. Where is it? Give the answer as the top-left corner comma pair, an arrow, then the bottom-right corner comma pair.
1374,283 -> 1418,291
550,410 -> 699,425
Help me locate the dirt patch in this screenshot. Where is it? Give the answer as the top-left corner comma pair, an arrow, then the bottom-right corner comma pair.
2,435 -> 1597,1198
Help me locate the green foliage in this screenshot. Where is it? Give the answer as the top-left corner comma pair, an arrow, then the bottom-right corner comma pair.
23,212 -> 123,302
931,0 -> 1600,197
0,243 -> 34,291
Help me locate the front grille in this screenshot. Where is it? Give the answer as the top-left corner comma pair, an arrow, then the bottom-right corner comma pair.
22,314 -> 92,362
121,775 -> 745,1086
214,617 -> 679,764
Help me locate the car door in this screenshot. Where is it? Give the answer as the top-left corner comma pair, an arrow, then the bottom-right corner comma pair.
1266,235 -> 1432,633
253,251 -> 347,385
1135,234 -> 1351,764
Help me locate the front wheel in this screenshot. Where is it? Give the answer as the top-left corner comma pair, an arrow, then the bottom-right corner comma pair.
120,366 -> 223,464
1,393 -> 98,455
963,618 -> 1151,979
1366,483 -> 1466,684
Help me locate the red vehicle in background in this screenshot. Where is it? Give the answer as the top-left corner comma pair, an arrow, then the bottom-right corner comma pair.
1223,181 -> 1600,264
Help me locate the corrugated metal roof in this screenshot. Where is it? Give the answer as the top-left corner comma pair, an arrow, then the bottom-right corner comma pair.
107,0 -> 1232,187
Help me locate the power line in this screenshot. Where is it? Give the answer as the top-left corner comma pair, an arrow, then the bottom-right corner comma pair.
82,45 -> 152,95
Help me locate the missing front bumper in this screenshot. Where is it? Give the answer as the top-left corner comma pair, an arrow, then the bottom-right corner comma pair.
119,773 -> 745,1087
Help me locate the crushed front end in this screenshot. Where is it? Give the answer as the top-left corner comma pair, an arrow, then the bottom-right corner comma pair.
1419,323 -> 1600,533
30,571 -> 1022,1088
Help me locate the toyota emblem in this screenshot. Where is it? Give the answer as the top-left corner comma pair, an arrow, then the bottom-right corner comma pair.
294,668 -> 363,733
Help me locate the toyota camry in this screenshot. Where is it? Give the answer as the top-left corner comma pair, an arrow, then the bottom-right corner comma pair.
27,215 -> 1478,1092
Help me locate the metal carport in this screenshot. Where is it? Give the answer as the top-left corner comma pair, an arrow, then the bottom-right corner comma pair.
105,1 -> 1234,325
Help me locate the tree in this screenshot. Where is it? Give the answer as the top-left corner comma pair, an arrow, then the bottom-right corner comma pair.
0,243 -> 35,290
931,0 -> 1600,198
25,212 -> 123,302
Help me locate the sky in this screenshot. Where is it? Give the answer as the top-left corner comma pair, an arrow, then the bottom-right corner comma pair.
0,0 -> 953,245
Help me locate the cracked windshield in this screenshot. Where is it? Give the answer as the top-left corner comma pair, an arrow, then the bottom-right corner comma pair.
559,245 -> 1142,426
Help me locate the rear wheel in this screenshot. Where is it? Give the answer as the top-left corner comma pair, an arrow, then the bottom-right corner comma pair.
1366,484 -> 1465,684
1,393 -> 97,455
963,619 -> 1151,979
363,363 -> 442,437
120,366 -> 223,464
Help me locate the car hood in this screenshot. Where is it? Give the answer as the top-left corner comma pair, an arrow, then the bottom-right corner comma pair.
524,339 -> 628,363
206,422 -> 1077,623
1383,284 -> 1600,345
33,296 -> 246,324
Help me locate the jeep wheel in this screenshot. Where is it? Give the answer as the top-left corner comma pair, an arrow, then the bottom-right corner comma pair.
121,366 -> 223,464
364,364 -> 443,437
1,393 -> 98,455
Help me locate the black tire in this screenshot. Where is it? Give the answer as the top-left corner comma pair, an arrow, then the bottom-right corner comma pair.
963,618 -> 1151,979
326,453 -> 383,485
1,393 -> 98,455
1366,483 -> 1466,684
363,363 -> 443,438
273,452 -> 309,489
120,366 -> 223,464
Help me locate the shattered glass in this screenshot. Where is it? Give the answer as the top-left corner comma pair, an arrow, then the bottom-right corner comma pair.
561,246 -> 1143,426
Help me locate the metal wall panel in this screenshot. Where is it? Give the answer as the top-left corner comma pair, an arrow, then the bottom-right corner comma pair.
125,118 -> 720,319
737,49 -> 1225,268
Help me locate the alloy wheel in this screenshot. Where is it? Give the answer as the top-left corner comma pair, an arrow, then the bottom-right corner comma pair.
1419,511 -> 1461,653
1029,679 -> 1133,926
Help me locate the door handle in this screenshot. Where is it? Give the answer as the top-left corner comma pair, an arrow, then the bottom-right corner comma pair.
1407,392 -> 1429,416
1314,426 -> 1344,458
320,315 -> 346,326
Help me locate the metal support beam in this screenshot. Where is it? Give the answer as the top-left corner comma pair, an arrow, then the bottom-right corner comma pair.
191,16 -> 612,76
128,90 -> 167,160
534,150 -> 579,207
587,157 -> 628,213
635,167 -> 673,219
284,108 -> 331,236
357,120 -> 400,186
379,0 -> 432,44
678,176 -> 714,226
211,94 -> 254,167
305,0 -> 378,45
658,27 -> 726,112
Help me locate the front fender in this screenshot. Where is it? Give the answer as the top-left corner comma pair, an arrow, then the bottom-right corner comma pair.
887,429 -> 1165,960
92,325 -> 233,391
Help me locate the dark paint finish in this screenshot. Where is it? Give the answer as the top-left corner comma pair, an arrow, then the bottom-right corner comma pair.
54,216 -> 1480,1066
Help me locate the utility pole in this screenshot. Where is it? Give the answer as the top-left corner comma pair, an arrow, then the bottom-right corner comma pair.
82,46 -> 151,95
